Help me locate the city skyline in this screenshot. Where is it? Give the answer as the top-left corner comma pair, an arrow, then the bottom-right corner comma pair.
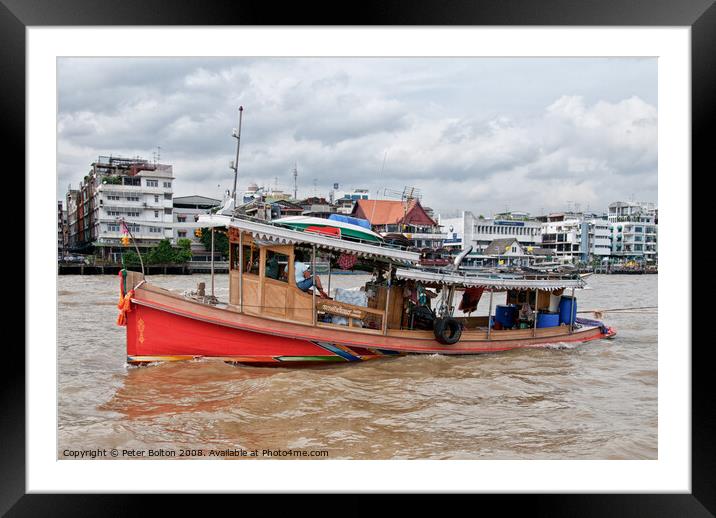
58,57 -> 657,216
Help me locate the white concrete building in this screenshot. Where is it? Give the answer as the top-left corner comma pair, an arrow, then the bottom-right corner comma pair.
588,217 -> 612,260
539,213 -> 611,264
75,156 -> 175,262
438,211 -> 542,252
608,201 -> 658,263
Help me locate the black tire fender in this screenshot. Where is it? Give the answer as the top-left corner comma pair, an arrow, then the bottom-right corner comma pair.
433,317 -> 462,345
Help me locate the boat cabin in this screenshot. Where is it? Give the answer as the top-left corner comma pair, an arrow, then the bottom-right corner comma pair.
225,225 -> 582,341
227,227 -> 398,333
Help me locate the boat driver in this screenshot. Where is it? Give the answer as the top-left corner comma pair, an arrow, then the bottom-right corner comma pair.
294,257 -> 329,298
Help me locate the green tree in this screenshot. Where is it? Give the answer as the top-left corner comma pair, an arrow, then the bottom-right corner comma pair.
145,239 -> 192,265
199,227 -> 229,259
122,250 -> 145,266
175,238 -> 193,262
103,176 -> 122,185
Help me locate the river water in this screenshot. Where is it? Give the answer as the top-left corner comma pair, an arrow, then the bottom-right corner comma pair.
58,273 -> 657,460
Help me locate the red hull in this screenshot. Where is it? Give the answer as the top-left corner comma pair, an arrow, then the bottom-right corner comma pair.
125,293 -> 614,366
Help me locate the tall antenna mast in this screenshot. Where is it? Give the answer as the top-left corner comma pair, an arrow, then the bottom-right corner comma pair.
230,106 -> 244,202
293,163 -> 298,200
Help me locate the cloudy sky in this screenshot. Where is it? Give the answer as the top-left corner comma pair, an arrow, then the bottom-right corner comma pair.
57,57 -> 657,217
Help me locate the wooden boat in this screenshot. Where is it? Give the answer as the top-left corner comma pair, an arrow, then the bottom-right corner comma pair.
117,106 -> 614,366
119,214 -> 616,366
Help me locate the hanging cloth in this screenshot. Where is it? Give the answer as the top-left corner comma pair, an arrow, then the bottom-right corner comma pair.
458,287 -> 484,314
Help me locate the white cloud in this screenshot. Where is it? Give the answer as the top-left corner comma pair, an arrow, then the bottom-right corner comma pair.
57,57 -> 657,216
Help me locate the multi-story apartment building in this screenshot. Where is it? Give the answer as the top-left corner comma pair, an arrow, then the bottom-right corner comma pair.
538,212 -> 611,264
57,201 -> 68,258
608,201 -> 658,264
65,190 -> 80,251
66,156 -> 174,262
586,216 -> 612,261
438,211 -> 542,253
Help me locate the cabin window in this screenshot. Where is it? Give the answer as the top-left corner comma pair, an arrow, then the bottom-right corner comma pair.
265,250 -> 289,282
230,243 -> 239,270
229,243 -> 259,275
231,242 -> 260,275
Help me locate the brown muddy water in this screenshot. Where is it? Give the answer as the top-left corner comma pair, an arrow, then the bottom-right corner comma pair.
58,273 -> 657,460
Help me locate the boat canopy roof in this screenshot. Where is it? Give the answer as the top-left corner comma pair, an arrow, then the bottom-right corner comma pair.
197,214 -> 421,264
394,267 -> 587,291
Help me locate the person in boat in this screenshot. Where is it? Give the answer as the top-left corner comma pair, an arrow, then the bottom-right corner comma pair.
266,254 -> 280,280
294,257 -> 329,298
518,301 -> 534,322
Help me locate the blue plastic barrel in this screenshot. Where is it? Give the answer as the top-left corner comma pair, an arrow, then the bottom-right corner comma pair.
559,296 -> 577,325
536,312 -> 560,328
495,304 -> 517,328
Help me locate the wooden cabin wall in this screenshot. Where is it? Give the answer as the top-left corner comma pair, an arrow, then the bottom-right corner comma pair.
388,286 -> 403,329
287,288 -> 314,324
241,274 -> 261,315
370,285 -> 403,329
229,271 -> 240,305
536,290 -> 551,311
259,244 -> 294,319
226,231 -> 313,324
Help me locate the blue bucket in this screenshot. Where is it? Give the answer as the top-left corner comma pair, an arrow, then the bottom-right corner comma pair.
495,304 -> 517,328
559,296 -> 577,325
536,312 -> 560,328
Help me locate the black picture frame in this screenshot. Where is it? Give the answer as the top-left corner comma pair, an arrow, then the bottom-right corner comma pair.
6,0 -> 711,514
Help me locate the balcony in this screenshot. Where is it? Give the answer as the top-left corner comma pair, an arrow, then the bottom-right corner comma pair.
402,232 -> 448,240
101,230 -> 172,241
98,184 -> 172,195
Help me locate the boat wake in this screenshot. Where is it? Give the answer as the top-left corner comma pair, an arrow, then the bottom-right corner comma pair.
542,341 -> 581,350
